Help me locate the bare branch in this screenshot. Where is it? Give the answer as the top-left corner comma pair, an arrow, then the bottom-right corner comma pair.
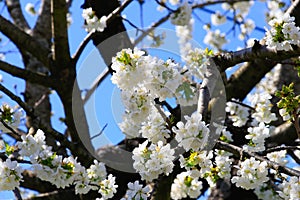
214,44 -> 300,72
0,60 -> 55,87
34,0 -> 52,41
83,67 -> 109,104
72,31 -> 93,64
0,16 -> 51,68
5,0 -> 30,31
51,0 -> 71,69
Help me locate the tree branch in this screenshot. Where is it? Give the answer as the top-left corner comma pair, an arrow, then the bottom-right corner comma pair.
72,31 -> 93,64
0,60 -> 55,87
83,67 -> 109,104
0,16 -> 51,68
51,0 -> 71,70
213,44 -> 300,72
5,0 -> 30,32
215,140 -> 300,177
72,0 -> 133,65
34,0 -> 52,42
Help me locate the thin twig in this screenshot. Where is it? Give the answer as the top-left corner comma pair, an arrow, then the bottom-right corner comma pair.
72,31 -> 94,64
264,146 -> 300,154
216,140 -> 300,177
83,67 -> 110,104
90,124 -> 108,140
13,187 -> 22,200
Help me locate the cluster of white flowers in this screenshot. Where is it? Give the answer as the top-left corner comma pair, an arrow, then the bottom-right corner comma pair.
212,150 -> 233,182
266,150 -> 288,166
171,170 -> 202,200
278,176 -> 300,200
132,141 -> 174,181
231,157 -> 269,190
254,183 -> 281,200
0,158 -> 23,191
0,104 -> 23,133
265,13 -> 300,51
225,100 -> 249,127
119,87 -> 152,138
111,48 -> 187,138
82,8 -> 107,32
179,150 -> 213,174
178,149 -> 232,189
170,2 -> 192,26
172,112 -> 209,151
16,129 -> 118,198
243,122 -> 270,152
121,180 -> 151,200
175,19 -> 193,62
248,92 -> 277,124
203,26 -> 228,50
266,1 -> 284,22
140,108 -> 170,143
184,48 -> 208,80
111,48 -> 183,101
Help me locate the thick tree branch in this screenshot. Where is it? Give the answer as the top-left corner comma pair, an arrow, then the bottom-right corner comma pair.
72,0 -> 133,64
5,0 -> 30,32
0,16 -> 51,68
51,0 -> 71,70
34,0 -> 52,42
213,45 -> 300,72
21,170 -> 57,193
0,60 -> 54,87
215,140 -> 300,177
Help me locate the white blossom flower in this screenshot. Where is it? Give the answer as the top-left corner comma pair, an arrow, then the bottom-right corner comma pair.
231,157 -> 269,190
0,158 -> 23,191
121,180 -> 151,200
171,170 -> 202,200
172,112 -> 209,151
211,11 -> 227,25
